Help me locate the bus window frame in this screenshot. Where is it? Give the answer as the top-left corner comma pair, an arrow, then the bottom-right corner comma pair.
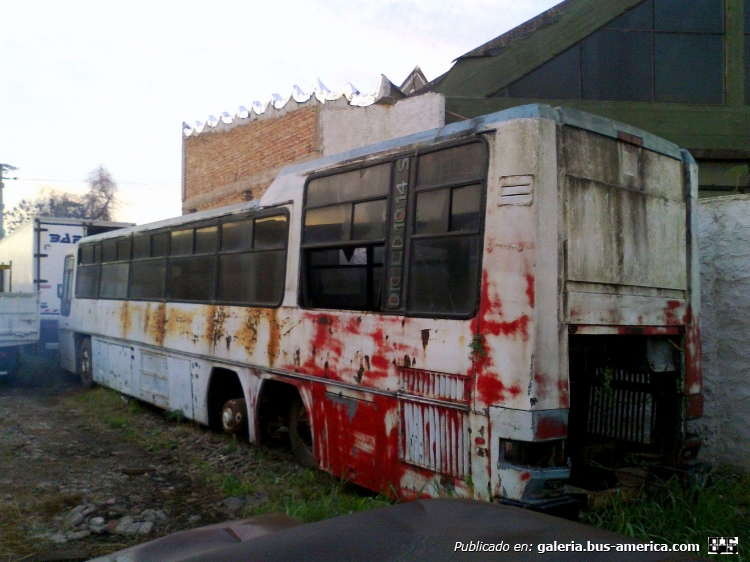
75,207 -> 290,310
299,137 -> 489,320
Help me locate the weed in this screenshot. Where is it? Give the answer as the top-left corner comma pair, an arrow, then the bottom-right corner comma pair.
585,473 -> 750,560
469,333 -> 487,362
164,409 -> 185,422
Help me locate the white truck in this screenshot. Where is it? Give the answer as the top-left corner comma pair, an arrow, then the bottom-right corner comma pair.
0,217 -> 132,358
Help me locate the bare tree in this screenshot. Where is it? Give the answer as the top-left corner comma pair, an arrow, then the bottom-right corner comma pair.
83,165 -> 118,221
3,166 -> 119,233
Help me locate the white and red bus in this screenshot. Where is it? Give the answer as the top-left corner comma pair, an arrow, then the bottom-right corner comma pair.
59,105 -> 703,513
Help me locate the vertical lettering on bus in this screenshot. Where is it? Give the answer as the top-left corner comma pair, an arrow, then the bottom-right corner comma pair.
387,157 -> 410,311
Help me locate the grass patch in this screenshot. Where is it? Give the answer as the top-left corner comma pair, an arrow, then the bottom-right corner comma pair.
585,473 -> 750,559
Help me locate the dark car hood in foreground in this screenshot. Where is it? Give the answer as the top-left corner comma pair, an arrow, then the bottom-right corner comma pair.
91,499 -> 700,562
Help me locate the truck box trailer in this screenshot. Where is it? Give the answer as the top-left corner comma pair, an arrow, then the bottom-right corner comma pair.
0,217 -> 132,351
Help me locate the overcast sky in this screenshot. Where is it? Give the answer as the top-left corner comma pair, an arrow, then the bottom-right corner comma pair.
1,0 -> 560,226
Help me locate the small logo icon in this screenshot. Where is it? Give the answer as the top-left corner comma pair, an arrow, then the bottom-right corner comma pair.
708,537 -> 738,555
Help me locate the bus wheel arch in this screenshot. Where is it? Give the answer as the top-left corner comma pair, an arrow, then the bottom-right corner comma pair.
206,367 -> 246,434
257,379 -> 316,468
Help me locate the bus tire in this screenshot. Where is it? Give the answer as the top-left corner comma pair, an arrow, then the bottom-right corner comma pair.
289,398 -> 315,469
79,338 -> 93,388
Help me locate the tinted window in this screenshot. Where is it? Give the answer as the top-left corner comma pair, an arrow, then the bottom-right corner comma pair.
117,239 -> 131,261
217,251 -> 286,305
654,0 -> 724,32
129,260 -> 166,300
417,143 -> 488,188
152,233 -> 169,257
100,263 -> 129,299
75,266 -> 100,299
408,237 -> 481,315
506,46 -> 581,100
133,235 -> 150,259
221,219 -> 252,251
746,37 -> 750,105
102,240 -> 117,263
167,256 -> 215,302
171,229 -> 193,256
93,244 -> 102,264
195,226 -> 218,254
582,30 -> 652,101
352,199 -> 387,241
80,245 -> 95,265
306,163 -> 391,207
655,33 -> 724,103
254,216 -> 287,249
451,184 -> 482,231
416,189 -> 449,235
304,205 -> 351,244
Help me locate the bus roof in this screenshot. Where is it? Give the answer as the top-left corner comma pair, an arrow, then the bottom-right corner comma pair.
81,104 -> 685,244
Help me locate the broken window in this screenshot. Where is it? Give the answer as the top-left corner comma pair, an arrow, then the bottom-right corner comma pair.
301,142 -> 486,317
302,163 -> 390,312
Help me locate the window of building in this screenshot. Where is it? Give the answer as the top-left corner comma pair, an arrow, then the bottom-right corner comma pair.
582,29 -> 652,101
654,33 -> 724,104
504,46 -> 581,100
504,0 -> 726,105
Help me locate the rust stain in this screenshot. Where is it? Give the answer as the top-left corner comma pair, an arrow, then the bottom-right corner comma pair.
146,302 -> 167,347
420,329 -> 430,351
236,308 -> 261,354
167,308 -> 195,339
205,305 -> 229,349
266,308 -> 280,367
119,302 -> 131,337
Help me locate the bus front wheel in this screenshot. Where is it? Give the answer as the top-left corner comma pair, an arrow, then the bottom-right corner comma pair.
78,338 -> 93,388
289,398 -> 315,468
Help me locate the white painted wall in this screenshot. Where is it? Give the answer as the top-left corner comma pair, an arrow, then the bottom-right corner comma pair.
697,194 -> 750,472
319,93 -> 445,156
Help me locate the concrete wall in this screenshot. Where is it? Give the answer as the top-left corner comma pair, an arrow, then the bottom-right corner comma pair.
319,93 -> 445,156
697,194 -> 750,472
182,93 -> 445,213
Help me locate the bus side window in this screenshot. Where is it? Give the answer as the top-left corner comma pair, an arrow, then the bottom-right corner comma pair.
217,215 -> 288,306
407,143 -> 486,316
301,163 -> 390,312
76,243 -> 102,299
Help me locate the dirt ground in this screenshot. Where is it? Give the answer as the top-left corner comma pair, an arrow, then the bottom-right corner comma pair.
0,352 -> 386,561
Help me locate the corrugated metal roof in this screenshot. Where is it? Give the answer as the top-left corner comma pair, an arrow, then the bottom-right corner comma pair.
183,79 -> 379,138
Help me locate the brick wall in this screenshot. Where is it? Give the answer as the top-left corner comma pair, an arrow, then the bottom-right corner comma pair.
183,107 -> 319,212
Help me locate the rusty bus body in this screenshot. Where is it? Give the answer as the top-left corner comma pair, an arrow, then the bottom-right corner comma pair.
59,105 -> 702,510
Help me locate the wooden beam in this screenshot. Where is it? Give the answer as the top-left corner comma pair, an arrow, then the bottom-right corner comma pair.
726,0 -> 746,106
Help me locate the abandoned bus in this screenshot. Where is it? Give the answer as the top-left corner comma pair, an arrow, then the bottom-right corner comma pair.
59,105 -> 703,512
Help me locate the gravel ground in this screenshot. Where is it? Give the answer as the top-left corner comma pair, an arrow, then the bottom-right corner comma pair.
0,351 -> 387,561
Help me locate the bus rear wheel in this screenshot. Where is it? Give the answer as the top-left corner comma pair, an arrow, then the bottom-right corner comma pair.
289,398 -> 315,468
78,338 -> 93,388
